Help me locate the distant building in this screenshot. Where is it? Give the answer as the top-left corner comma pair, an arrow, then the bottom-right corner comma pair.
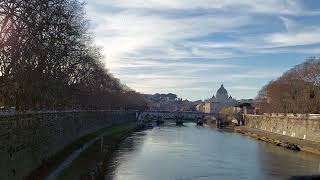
197,84 -> 237,114
234,99 -> 256,114
143,93 -> 195,112
237,99 -> 254,105
196,103 -> 205,112
204,102 -> 215,114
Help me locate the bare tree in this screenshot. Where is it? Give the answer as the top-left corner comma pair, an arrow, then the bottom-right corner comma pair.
256,57 -> 320,114
0,0 -> 147,111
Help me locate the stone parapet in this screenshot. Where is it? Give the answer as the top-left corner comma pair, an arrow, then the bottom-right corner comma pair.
244,114 -> 320,143
0,110 -> 136,180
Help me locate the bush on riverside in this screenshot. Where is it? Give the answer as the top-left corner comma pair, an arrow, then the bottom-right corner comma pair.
219,107 -> 236,122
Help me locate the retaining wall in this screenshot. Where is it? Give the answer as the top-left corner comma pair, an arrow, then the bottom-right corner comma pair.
244,114 -> 320,143
0,110 -> 136,180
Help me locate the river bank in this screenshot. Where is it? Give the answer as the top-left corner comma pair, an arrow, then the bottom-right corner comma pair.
56,122 -> 144,180
235,126 -> 320,155
104,123 -> 320,179
26,122 -> 143,180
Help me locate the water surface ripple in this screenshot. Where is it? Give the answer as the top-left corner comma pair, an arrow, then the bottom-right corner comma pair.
105,123 -> 320,180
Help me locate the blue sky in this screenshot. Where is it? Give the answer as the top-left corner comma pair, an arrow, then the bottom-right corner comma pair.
85,0 -> 320,101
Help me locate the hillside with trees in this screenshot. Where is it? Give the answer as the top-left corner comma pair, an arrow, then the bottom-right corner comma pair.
0,0 -> 147,111
256,57 -> 320,114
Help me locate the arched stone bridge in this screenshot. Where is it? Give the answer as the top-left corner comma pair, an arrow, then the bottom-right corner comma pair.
137,111 -> 217,123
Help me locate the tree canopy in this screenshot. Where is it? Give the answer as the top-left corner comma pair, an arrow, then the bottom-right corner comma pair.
0,0 -> 147,111
256,57 -> 320,114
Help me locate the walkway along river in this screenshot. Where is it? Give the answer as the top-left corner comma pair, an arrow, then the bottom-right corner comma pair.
104,122 -> 320,180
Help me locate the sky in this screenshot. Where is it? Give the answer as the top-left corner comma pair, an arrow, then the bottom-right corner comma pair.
85,0 -> 320,101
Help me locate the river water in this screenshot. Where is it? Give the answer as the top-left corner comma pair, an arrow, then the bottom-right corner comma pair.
105,123 -> 320,180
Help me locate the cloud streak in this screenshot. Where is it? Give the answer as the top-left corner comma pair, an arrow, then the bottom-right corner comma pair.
89,0 -> 311,15
86,0 -> 320,100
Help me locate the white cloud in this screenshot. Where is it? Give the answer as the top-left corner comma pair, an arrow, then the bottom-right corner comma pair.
86,1 -> 319,66
267,31 -> 320,47
85,0 -> 320,99
228,71 -> 282,80
90,0 -> 307,15
92,13 -> 250,48
110,60 -> 235,73
188,17 -> 320,54
87,10 -> 251,71
115,68 -> 283,96
229,86 -> 259,91
280,17 -> 300,33
263,17 -> 320,47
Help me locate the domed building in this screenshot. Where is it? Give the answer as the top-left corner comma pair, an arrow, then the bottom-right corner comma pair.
216,84 -> 228,101
200,84 -> 237,114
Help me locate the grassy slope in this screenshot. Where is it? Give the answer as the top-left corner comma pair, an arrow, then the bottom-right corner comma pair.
57,123 -> 141,180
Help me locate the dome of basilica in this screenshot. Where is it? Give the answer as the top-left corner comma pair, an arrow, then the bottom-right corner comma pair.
216,84 -> 228,100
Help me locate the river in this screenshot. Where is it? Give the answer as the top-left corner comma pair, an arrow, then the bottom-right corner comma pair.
105,123 -> 320,180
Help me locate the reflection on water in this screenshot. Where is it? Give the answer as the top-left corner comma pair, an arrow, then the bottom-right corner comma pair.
105,123 -> 320,180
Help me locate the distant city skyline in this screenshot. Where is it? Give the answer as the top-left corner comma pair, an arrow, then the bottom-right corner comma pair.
86,0 -> 320,100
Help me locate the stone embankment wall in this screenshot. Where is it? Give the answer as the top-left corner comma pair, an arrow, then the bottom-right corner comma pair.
0,110 -> 136,180
244,114 -> 320,142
